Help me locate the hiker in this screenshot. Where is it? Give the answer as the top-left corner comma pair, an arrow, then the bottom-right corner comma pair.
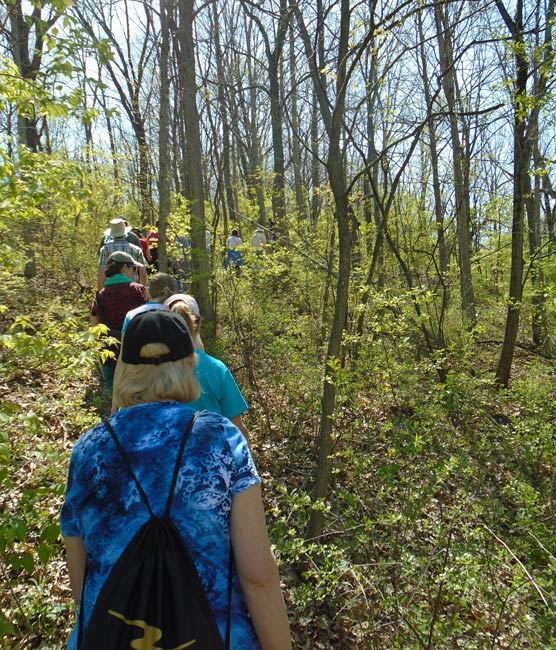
163,293 -> 205,351
131,227 -> 151,264
224,228 -> 244,270
121,272 -> 176,333
97,218 -> 148,290
98,217 -> 142,251
61,310 -> 292,650
147,221 -> 159,271
90,251 -> 147,392
250,226 -> 267,253
165,294 -> 250,442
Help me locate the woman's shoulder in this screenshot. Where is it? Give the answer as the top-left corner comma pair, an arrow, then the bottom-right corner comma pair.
70,420 -> 112,463
193,410 -> 242,442
196,349 -> 228,372
129,282 -> 148,297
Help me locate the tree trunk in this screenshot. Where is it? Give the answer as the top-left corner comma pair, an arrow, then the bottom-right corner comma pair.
417,10 -> 448,277
7,0 -> 61,278
495,0 -> 529,387
158,0 -> 172,274
289,21 -> 307,221
306,0 -> 352,541
176,0 -> 215,330
212,2 -> 236,230
240,0 -> 289,234
434,3 -> 476,328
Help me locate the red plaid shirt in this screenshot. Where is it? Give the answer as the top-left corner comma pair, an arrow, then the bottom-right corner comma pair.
91,281 -> 147,331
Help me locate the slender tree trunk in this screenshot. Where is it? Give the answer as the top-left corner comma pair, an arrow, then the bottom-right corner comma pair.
310,87 -> 321,227
240,15 -> 267,226
543,174 -> 556,241
158,0 -> 172,274
289,21 -> 307,221
98,68 -> 119,182
525,140 -> 548,350
268,0 -> 289,232
495,0 -> 529,387
361,22 -> 384,287
240,0 -> 289,234
306,0 -> 352,541
434,3 -> 476,328
176,0 -> 215,330
417,10 -> 448,277
212,2 -> 236,228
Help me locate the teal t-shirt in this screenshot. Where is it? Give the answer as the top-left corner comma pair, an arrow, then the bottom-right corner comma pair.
190,350 -> 248,419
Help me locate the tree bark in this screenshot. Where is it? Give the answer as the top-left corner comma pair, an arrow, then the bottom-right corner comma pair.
305,0 -> 352,541
495,0 -> 530,386
433,2 -> 476,328
176,0 -> 215,330
158,0 -> 172,274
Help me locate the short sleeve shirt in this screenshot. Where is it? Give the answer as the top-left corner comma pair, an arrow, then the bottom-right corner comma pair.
98,240 -> 147,268
60,403 -> 261,650
190,350 -> 248,419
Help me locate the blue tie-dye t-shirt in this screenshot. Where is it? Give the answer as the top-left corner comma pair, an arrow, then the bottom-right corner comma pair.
60,402 -> 261,650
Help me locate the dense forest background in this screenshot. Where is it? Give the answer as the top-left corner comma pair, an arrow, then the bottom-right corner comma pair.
1,0 -> 556,647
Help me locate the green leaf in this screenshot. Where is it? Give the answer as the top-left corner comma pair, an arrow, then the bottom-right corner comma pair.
0,609 -> 16,636
7,551 -> 34,574
40,522 -> 60,544
37,542 -> 53,565
7,519 -> 27,543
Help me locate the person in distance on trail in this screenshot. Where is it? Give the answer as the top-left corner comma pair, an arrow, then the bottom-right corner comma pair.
226,227 -> 243,249
90,251 -> 147,392
97,217 -> 142,252
97,218 -> 148,290
131,227 -> 152,264
250,226 -> 267,253
171,234 -> 191,291
224,228 -> 245,271
60,310 -> 292,650
146,220 -> 160,272
165,294 -> 251,443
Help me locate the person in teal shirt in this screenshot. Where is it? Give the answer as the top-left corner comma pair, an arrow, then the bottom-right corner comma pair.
165,294 -> 250,442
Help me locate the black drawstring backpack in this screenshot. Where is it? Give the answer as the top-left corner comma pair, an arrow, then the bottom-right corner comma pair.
77,412 -> 232,649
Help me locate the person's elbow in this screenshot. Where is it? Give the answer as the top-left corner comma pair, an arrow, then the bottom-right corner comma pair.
238,550 -> 280,592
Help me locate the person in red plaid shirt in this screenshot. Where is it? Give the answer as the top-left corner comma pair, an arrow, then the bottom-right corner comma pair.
91,251 -> 147,391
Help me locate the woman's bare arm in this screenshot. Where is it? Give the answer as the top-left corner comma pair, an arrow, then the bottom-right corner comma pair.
64,536 -> 87,604
230,485 -> 291,650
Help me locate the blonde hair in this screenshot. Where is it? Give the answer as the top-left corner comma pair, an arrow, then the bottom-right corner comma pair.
113,342 -> 200,408
147,273 -> 176,302
169,301 -> 201,337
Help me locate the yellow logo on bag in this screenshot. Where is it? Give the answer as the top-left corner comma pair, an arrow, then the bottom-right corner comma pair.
108,609 -> 196,650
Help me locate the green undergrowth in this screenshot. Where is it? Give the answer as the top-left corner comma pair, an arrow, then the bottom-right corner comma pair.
1,263 -> 555,649
216,260 -> 556,649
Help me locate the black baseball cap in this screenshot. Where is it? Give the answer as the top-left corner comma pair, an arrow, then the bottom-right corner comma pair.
121,310 -> 194,365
